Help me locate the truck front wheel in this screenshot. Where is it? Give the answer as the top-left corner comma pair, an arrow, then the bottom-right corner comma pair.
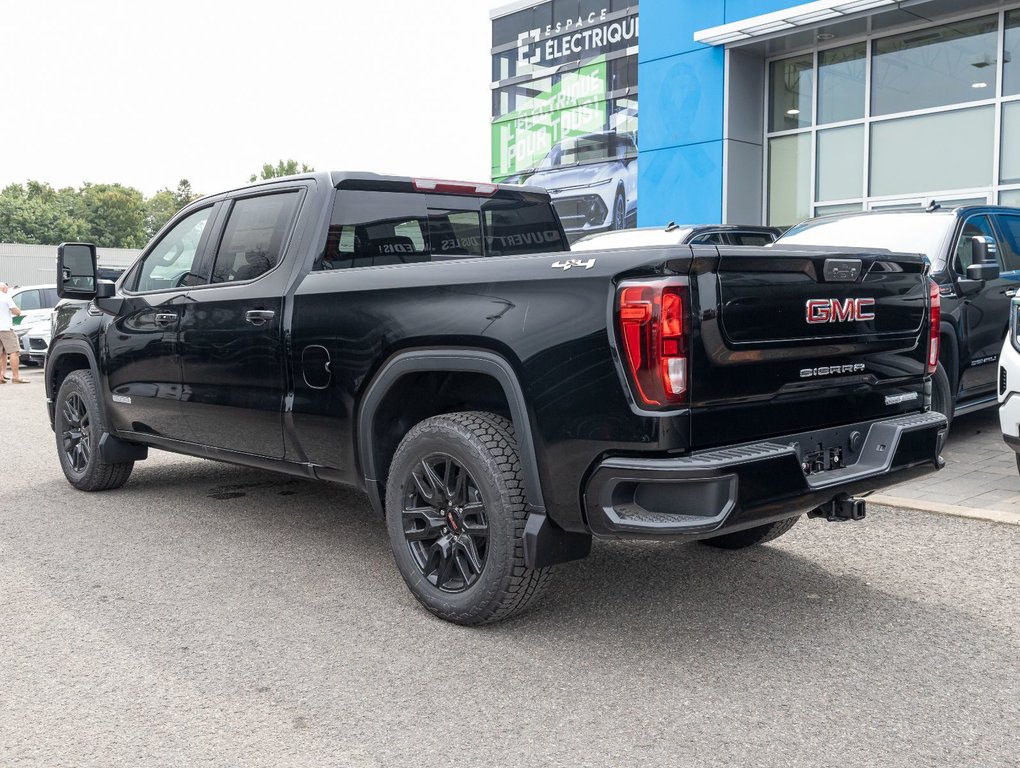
385,411 -> 551,625
54,370 -> 134,491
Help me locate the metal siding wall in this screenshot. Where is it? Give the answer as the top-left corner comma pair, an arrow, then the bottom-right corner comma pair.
0,244 -> 140,288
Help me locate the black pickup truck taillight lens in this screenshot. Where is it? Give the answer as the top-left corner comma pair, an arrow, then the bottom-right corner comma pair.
616,279 -> 688,407
927,278 -> 940,375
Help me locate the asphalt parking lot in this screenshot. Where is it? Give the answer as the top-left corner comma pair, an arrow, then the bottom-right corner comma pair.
2,367 -> 1018,767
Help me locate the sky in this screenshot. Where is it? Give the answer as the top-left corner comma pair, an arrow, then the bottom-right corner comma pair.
1,0 -> 512,198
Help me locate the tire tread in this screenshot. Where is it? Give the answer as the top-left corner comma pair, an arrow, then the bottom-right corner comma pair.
699,515 -> 799,550
386,410 -> 551,625
56,370 -> 134,492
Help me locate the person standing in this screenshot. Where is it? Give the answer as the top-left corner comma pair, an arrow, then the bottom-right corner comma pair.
0,282 -> 29,384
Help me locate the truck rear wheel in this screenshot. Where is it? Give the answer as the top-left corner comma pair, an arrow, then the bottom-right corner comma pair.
54,370 -> 134,491
385,411 -> 551,625
699,516 -> 799,550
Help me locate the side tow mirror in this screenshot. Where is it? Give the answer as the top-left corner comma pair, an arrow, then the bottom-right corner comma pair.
968,235 -> 1000,281
57,242 -> 99,299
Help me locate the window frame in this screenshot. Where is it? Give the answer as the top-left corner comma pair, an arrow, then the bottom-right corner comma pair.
763,7 -> 1020,227
205,189 -> 304,286
991,211 -> 1020,272
122,203 -> 222,295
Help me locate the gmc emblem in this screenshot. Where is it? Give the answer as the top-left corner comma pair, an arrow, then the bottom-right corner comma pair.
806,298 -> 876,324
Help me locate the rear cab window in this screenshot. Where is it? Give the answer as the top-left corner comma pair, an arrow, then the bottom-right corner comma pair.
316,184 -> 567,270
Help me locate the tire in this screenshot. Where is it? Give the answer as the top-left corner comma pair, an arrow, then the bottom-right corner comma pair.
699,516 -> 799,550
611,188 -> 626,230
930,361 -> 954,430
54,370 -> 134,491
385,411 -> 551,625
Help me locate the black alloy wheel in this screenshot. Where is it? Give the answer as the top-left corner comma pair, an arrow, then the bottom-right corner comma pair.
385,411 -> 551,625
61,391 -> 92,473
54,370 -> 134,491
401,453 -> 489,592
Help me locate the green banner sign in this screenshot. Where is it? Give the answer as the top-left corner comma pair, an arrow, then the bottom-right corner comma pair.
492,57 -> 608,180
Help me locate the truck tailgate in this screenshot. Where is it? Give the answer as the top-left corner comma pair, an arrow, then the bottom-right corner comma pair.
689,246 -> 931,449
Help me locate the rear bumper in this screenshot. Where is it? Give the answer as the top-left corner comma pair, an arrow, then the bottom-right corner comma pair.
584,411 -> 947,539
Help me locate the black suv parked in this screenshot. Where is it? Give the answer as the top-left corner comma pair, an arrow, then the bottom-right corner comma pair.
778,206 -> 1018,421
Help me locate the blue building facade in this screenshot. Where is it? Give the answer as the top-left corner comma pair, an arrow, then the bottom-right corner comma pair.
636,1 -> 793,227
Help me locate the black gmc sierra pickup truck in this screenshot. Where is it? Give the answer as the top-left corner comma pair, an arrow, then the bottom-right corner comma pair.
47,172 -> 947,624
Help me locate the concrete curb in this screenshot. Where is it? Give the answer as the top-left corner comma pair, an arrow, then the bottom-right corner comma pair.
868,494 -> 1020,526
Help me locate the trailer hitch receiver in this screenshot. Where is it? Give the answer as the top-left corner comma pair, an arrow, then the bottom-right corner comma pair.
809,494 -> 866,522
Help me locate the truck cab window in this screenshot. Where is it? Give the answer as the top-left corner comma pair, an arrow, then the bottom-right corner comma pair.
132,207 -> 213,292
211,192 -> 300,283
992,214 -> 1020,271
482,198 -> 567,256
320,191 -> 429,269
954,214 -> 1000,272
429,210 -> 484,257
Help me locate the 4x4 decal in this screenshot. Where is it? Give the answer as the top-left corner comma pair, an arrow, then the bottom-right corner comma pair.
552,258 -> 596,271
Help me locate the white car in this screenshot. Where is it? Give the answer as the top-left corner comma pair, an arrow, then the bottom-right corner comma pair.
998,297 -> 1020,471
9,285 -> 58,366
24,319 -> 52,366
10,284 -> 58,327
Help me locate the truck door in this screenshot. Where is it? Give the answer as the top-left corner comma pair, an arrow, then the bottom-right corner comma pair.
176,190 -> 303,459
105,205 -> 218,440
953,214 -> 1010,396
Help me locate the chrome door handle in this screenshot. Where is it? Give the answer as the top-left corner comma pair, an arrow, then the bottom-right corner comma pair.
1005,289 -> 1017,297
245,309 -> 276,326
154,312 -> 178,326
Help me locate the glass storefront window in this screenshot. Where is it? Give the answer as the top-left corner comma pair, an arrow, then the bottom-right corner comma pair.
815,202 -> 863,216
769,54 -> 813,132
1005,11 -> 1020,95
768,133 -> 811,227
1001,189 -> 1020,207
1002,101 -> 1020,184
816,125 -> 864,201
871,16 -> 998,116
611,97 -> 638,135
818,43 -> 866,124
870,107 -> 994,197
608,55 -> 638,93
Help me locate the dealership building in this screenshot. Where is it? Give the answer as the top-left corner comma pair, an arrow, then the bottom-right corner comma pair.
491,0 -> 1020,237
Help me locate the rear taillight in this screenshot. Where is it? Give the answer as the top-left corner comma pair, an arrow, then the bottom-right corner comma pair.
927,279 -> 940,375
617,279 -> 688,407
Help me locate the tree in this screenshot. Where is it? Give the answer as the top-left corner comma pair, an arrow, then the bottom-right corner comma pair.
75,183 -> 148,248
0,178 -> 203,247
145,179 -> 200,239
144,189 -> 179,240
0,181 -> 90,244
171,179 -> 197,210
249,159 -> 314,183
